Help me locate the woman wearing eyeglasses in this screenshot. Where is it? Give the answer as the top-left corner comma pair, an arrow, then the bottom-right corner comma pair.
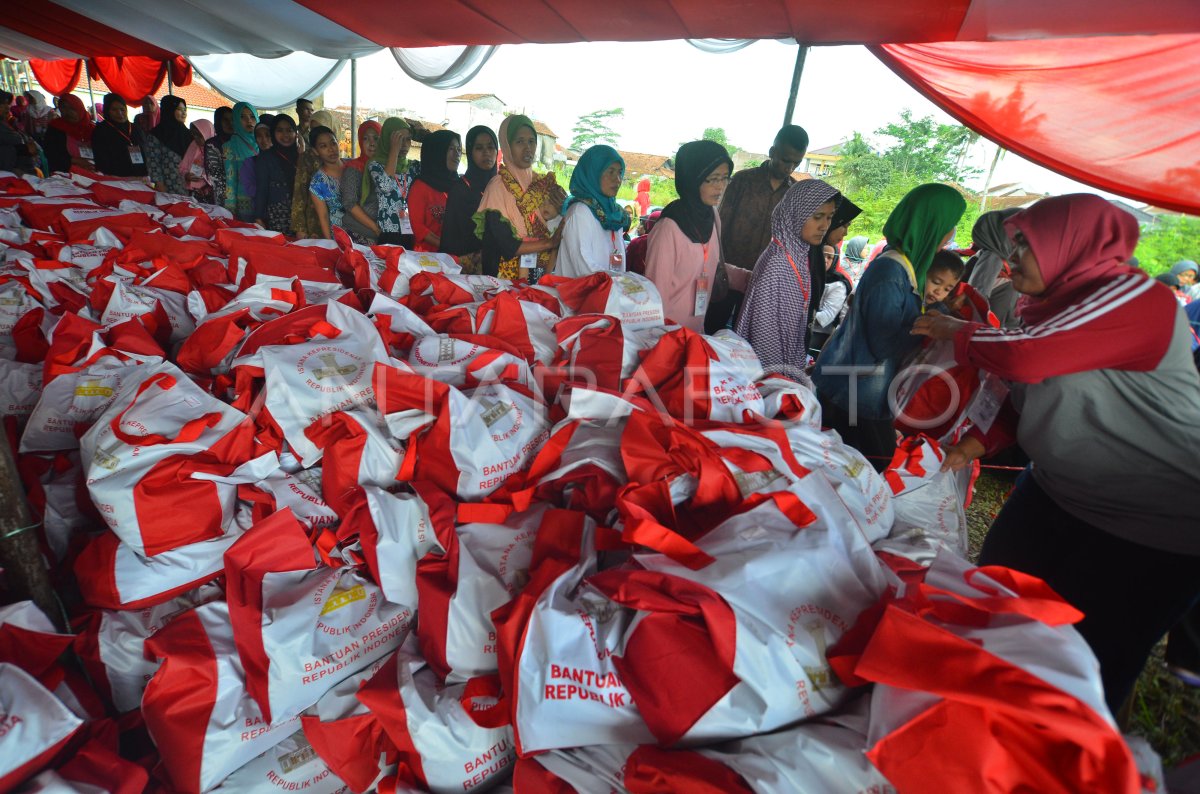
645,140 -> 751,333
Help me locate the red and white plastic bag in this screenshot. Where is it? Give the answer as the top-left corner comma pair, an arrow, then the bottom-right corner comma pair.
549,271 -> 665,330
376,364 -> 550,500
142,602 -> 303,794
628,328 -> 765,423
341,485 -> 444,613
357,651 -> 515,794
878,435 -> 972,559
223,509 -> 415,725
830,550 -> 1139,794
73,584 -> 223,713
0,663 -> 84,793
416,499 -> 547,683
207,729 -> 350,794
79,362 -> 254,556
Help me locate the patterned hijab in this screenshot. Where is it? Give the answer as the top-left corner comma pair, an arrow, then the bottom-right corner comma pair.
498,114 -> 536,193
881,183 -> 967,293
225,101 -> 259,162
1006,194 -> 1141,325
310,110 -> 338,142
760,179 -> 841,302
564,144 -> 627,232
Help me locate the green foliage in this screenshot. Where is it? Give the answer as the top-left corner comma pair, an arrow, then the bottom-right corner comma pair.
570,108 -> 623,152
875,109 -> 981,184
1133,214 -> 1200,276
831,133 -> 893,195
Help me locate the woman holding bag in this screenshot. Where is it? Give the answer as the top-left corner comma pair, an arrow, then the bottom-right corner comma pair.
811,183 -> 966,465
912,193 -> 1200,713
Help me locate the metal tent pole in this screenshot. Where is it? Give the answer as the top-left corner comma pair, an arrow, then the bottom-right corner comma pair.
783,43 -> 810,127
167,67 -> 174,96
85,61 -> 96,120
350,58 -> 358,158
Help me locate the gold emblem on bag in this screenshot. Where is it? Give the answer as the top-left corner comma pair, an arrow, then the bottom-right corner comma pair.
74,378 -> 114,398
437,337 -> 457,363
480,399 -> 513,429
801,620 -> 835,693
733,468 -> 784,497
94,443 -> 122,471
320,584 -> 366,615
276,734 -> 318,774
311,353 -> 358,380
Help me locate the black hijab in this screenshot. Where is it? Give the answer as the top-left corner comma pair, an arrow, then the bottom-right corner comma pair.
661,140 -> 733,245
416,129 -> 462,194
269,113 -> 299,170
210,106 -> 233,147
828,196 -> 862,236
151,95 -> 192,158
462,125 -> 498,195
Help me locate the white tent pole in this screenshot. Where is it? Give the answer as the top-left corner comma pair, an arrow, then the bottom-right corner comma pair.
350,58 -> 357,158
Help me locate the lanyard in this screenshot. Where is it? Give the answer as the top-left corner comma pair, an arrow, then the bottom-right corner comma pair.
105,121 -> 135,147
891,251 -> 926,314
774,238 -> 809,304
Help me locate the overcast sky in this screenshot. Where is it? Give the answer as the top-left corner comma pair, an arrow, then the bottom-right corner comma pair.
324,40 -> 1112,199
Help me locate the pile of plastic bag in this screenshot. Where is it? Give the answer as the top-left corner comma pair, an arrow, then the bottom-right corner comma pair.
0,170 -> 1164,793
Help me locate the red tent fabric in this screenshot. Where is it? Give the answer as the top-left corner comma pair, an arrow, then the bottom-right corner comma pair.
874,35 -> 1200,216
28,58 -> 81,95
87,56 -> 192,104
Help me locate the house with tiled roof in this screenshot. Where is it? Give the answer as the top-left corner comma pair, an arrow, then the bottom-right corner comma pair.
443,93 -> 558,168
802,141 -> 847,178
618,150 -> 675,179
57,74 -> 232,117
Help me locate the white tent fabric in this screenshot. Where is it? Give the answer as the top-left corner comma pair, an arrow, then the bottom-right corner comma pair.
687,39 -> 758,54
47,0 -> 382,59
390,45 -> 498,90
188,52 -> 347,110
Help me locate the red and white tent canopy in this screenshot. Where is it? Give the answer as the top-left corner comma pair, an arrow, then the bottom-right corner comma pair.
4,0 -> 1200,214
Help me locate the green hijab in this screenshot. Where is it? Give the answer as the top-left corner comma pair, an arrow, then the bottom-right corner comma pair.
360,116 -> 411,203
881,183 -> 966,292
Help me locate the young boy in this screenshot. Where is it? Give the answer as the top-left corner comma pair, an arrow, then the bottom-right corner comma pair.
924,249 -> 966,312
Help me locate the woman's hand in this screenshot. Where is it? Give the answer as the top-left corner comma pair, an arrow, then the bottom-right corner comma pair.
940,436 -> 985,473
911,310 -> 968,341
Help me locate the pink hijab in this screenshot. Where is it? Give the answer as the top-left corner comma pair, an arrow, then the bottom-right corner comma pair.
180,119 -> 214,185
1005,194 -> 1141,325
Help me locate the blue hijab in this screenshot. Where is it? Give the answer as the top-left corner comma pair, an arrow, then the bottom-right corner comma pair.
564,145 -> 628,232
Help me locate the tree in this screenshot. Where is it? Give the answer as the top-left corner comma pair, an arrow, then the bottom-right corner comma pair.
570,108 -> 623,152
831,133 -> 894,195
874,109 -> 980,184
1133,215 -> 1200,276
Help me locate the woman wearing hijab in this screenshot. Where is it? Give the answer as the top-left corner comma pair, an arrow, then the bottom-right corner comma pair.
476,115 -> 564,280
735,180 -> 840,375
91,94 -> 146,177
133,95 -> 159,138
362,117 -> 414,246
0,91 -> 36,175
646,140 -> 744,332
635,176 -> 652,217
964,209 -> 1021,328
223,102 -> 260,220
811,243 -> 856,351
339,120 -> 382,245
205,107 -> 234,207
253,113 -> 299,234
23,91 -> 55,142
290,109 -> 339,239
44,94 -> 94,173
840,236 -> 870,282
912,194 -> 1200,714
440,124 -> 497,271
812,182 -> 965,465
179,119 -> 215,203
408,129 -> 463,252
557,145 -> 630,278
143,95 -> 191,194
804,196 -> 862,339
1169,260 -> 1200,301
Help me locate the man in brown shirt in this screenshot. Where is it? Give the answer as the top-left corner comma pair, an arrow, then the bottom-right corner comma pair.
705,124 -> 809,333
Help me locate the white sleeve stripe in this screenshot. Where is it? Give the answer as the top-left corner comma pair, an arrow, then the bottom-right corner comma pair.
970,276 -> 1153,344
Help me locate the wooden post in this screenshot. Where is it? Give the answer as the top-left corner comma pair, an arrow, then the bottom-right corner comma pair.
783,44 -> 810,128
0,422 -> 61,629
85,61 -> 96,120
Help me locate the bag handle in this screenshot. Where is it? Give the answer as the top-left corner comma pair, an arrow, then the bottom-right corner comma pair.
109,372 -> 224,446
908,566 -> 1083,627
459,674 -> 510,729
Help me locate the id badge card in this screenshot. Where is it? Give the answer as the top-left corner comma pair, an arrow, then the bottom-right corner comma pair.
965,373 -> 1010,434
610,250 -> 623,270
78,145 -> 94,160
189,163 -> 204,178
128,147 -> 143,164
694,275 -> 710,316
399,210 -> 413,235
520,252 -> 538,271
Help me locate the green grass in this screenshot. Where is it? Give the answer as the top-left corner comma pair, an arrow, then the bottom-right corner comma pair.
965,470 -> 1200,768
